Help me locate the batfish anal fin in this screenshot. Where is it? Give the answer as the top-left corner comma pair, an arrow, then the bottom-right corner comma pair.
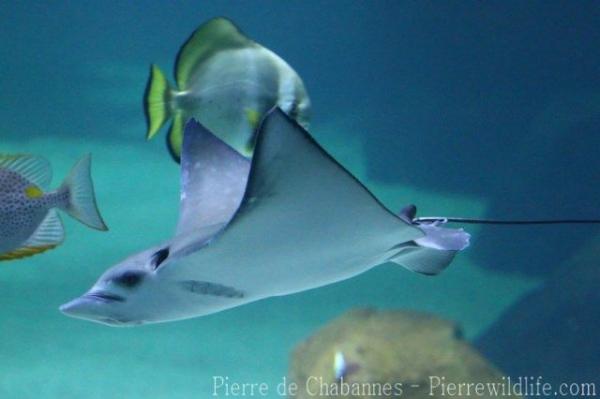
242,107 -> 263,155
175,17 -> 254,90
166,112 -> 185,163
176,119 -> 251,236
0,154 -> 52,189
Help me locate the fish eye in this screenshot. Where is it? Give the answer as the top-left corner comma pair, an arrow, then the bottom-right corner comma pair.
151,247 -> 170,270
113,271 -> 145,288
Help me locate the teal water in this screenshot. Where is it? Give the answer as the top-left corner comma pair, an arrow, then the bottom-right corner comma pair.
2,2 -> 599,398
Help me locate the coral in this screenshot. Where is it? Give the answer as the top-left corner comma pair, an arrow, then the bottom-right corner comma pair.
290,309 -> 515,398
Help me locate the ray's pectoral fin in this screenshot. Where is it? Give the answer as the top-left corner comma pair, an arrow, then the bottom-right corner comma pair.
387,245 -> 458,275
204,107 -> 466,280
388,222 -> 470,275
176,119 -> 251,236
214,107 -> 423,256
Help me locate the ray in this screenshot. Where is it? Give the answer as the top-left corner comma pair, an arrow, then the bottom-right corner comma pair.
60,108 -> 469,326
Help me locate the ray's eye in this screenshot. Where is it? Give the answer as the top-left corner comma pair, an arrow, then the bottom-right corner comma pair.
151,247 -> 170,270
114,271 -> 145,288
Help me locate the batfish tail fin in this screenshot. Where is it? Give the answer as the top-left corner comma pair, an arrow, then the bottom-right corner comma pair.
58,155 -> 108,231
144,64 -> 176,140
389,223 -> 470,275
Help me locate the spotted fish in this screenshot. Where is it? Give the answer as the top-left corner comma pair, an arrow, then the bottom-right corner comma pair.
0,154 -> 107,261
144,17 -> 311,162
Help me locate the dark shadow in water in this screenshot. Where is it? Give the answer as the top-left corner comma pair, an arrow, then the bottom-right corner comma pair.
475,245 -> 600,394
363,3 -> 600,277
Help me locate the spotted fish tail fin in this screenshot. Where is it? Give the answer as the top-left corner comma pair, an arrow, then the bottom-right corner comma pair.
144,64 -> 176,141
58,155 -> 108,231
388,223 -> 470,275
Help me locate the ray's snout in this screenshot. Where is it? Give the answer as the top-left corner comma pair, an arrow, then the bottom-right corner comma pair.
60,295 -> 98,318
60,291 -> 128,326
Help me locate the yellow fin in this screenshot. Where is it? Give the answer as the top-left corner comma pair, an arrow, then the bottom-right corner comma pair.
0,244 -> 58,261
245,108 -> 262,129
144,64 -> 173,139
24,185 -> 44,199
167,112 -> 185,163
175,18 -> 253,89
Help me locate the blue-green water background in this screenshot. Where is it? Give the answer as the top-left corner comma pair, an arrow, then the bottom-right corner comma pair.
1,2 -> 599,398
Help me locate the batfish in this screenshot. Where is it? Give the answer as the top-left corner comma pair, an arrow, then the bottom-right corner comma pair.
60,108 -> 469,326
144,17 -> 311,162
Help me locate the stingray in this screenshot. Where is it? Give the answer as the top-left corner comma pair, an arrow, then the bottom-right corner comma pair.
60,108 -> 470,326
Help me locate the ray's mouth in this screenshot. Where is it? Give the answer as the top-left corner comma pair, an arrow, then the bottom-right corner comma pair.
60,291 -> 139,327
84,291 -> 126,303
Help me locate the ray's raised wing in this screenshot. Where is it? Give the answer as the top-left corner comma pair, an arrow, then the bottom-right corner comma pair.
177,120 -> 250,236
217,108 -> 424,256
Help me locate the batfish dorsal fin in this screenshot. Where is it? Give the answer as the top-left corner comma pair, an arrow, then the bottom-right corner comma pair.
175,17 -> 254,90
176,119 -> 251,236
223,108 -> 423,245
0,154 -> 52,189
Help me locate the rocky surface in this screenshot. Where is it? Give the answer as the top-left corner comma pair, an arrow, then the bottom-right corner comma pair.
289,309 -> 515,398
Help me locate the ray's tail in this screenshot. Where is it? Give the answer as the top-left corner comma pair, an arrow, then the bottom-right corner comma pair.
389,204 -> 600,276
414,216 -> 600,225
